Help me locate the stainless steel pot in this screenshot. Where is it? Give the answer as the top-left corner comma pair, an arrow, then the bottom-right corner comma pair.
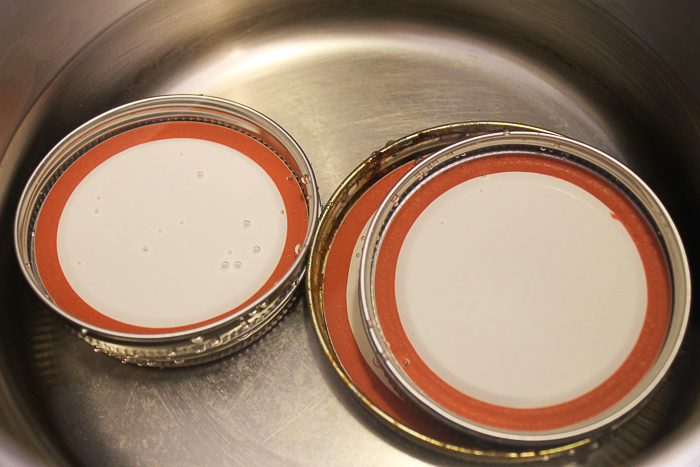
1,1 -> 699,466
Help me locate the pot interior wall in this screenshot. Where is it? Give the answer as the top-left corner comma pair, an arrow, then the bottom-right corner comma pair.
1,1 -> 699,466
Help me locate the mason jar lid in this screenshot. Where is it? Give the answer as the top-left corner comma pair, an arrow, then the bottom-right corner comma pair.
15,95 -> 319,366
307,123 -> 607,460
359,131 -> 689,444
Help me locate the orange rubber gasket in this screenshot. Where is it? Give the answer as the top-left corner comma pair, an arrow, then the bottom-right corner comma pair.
34,121 -> 308,335
373,152 -> 671,433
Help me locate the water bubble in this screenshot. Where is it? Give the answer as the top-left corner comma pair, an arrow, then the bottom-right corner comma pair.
142,246 -> 149,253
280,210 -> 285,215
286,175 -> 295,182
195,347 -> 205,354
174,359 -> 185,365
227,250 -> 232,255
568,449 -> 575,456
480,173 -> 487,179
360,235 -> 365,241
80,328 -> 88,335
503,129 -> 511,136
355,253 -> 360,258
242,220 -> 251,229
220,261 -> 230,271
168,351 -> 177,357
191,336 -> 203,344
94,209 -> 99,214
300,175 -> 308,185
542,455 -> 549,461
196,171 -> 204,179
402,359 -> 411,367
295,244 -> 302,254
253,246 -> 261,254
146,361 -> 158,367
234,261 -> 242,269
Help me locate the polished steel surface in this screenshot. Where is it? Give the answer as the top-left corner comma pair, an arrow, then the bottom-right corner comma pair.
1,1 -> 700,466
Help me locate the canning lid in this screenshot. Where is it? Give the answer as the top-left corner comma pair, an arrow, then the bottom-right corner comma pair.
308,122 -> 607,461
359,131 -> 689,443
15,95 -> 319,366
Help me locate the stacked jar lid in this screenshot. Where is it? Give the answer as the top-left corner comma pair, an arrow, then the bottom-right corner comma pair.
306,122 -> 689,459
15,96 -> 320,366
15,98 -> 690,460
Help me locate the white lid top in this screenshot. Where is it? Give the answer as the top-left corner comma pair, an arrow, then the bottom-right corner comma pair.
34,121 -> 308,336
395,170 -> 646,408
